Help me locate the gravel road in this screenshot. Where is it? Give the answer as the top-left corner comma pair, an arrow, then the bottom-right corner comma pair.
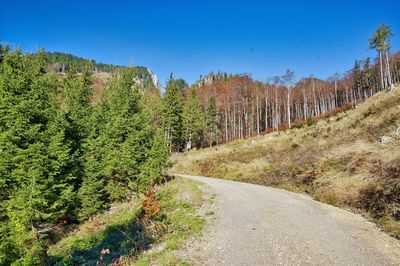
175,174 -> 400,266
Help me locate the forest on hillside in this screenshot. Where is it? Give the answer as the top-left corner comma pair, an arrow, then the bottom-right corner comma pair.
45,51 -> 122,73
161,24 -> 400,152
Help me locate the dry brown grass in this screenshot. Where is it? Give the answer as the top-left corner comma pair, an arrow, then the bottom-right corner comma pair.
171,86 -> 400,238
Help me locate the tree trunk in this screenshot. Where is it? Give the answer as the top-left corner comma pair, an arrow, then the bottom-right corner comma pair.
186,136 -> 192,151
312,82 -> 318,116
287,89 -> 291,129
264,89 -> 269,131
224,107 -> 228,142
379,51 -> 385,90
334,79 -> 338,108
385,51 -> 394,91
303,88 -> 308,120
256,94 -> 260,135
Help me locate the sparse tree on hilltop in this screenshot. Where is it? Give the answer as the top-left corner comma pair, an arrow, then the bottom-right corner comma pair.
369,23 -> 394,90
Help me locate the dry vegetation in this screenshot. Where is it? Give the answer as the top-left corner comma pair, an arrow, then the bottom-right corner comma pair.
171,86 -> 400,238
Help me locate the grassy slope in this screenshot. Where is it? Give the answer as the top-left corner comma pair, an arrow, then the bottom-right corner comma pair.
47,177 -> 205,265
171,87 -> 400,237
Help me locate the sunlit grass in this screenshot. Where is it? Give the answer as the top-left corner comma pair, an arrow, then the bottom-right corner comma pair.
47,177 -> 205,265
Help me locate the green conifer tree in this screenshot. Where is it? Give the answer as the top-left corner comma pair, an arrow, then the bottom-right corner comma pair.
0,50 -> 73,264
182,88 -> 204,150
205,96 -> 219,146
139,129 -> 169,190
162,74 -> 185,152
62,62 -> 94,194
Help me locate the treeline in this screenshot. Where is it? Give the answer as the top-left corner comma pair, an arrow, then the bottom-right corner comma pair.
45,51 -> 121,73
162,24 -> 399,151
166,51 -> 400,151
45,51 -> 149,75
196,52 -> 399,144
0,46 -> 168,265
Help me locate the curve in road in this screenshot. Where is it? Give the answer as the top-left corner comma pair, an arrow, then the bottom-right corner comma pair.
175,174 -> 400,266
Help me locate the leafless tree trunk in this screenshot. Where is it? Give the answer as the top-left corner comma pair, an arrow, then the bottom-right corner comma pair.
334,79 -> 338,108
224,107 -> 228,142
287,89 -> 291,129
302,87 -> 308,120
379,51 -> 385,89
256,94 -> 260,135
264,87 -> 269,131
385,51 -> 394,91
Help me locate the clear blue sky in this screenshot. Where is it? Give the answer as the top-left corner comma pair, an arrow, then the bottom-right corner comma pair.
1,0 -> 399,86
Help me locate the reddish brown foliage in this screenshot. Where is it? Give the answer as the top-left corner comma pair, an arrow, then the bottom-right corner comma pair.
142,190 -> 161,220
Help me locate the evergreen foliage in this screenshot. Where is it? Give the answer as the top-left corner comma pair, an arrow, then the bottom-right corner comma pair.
204,96 -> 219,146
162,74 -> 185,152
182,88 -> 204,150
44,51 -> 154,83
45,51 -> 120,73
0,50 -> 74,265
0,49 -> 169,264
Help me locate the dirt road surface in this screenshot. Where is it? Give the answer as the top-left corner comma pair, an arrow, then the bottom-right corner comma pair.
174,174 -> 400,266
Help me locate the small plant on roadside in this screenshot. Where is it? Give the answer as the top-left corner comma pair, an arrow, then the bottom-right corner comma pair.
142,190 -> 162,221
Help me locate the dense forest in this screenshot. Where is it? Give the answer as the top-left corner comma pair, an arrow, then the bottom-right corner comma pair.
0,45 -> 168,264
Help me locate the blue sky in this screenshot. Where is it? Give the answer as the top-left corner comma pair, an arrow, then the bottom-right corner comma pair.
1,0 -> 399,86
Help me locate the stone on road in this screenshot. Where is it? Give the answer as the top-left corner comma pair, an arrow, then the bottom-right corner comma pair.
175,174 -> 400,266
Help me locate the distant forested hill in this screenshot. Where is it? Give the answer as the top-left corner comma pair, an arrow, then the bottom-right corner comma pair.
45,51 -> 152,77
45,51 -> 121,72
44,51 -> 157,88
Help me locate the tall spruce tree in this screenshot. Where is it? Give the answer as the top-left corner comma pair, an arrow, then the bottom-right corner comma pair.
369,23 -> 394,90
140,86 -> 169,188
363,57 -> 374,92
162,74 -> 185,152
78,101 -> 109,220
205,96 -> 219,146
62,63 -> 94,195
104,68 -> 152,195
139,129 -> 169,189
142,82 -> 163,126
353,60 -> 363,95
182,88 -> 204,150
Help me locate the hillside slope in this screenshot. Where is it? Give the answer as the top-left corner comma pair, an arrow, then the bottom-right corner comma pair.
171,86 -> 400,237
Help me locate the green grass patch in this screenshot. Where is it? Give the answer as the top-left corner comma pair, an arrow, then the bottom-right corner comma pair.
47,177 -> 205,265
374,216 -> 400,239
